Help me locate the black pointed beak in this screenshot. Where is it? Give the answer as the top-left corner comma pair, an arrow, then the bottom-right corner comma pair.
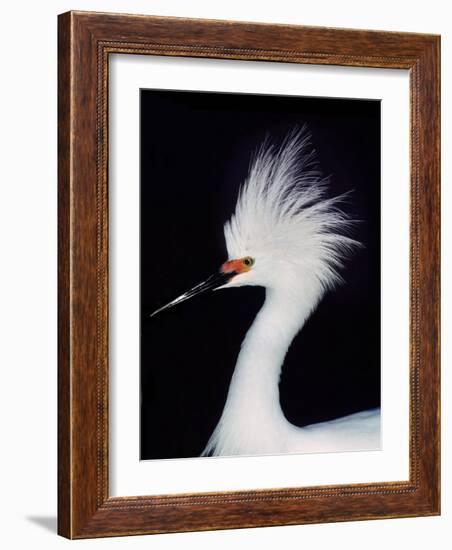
149,270 -> 234,318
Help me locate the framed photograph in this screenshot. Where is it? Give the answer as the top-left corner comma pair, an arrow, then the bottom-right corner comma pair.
58,11 -> 440,538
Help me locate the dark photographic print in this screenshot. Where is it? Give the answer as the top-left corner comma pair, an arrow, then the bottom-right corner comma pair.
140,90 -> 381,460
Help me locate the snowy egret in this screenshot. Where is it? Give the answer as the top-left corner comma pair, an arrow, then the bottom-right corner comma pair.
151,128 -> 380,457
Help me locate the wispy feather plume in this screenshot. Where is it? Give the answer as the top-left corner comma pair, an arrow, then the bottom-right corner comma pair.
223,126 -> 360,291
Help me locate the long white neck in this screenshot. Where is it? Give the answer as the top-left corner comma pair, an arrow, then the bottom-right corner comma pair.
202,287 -> 318,456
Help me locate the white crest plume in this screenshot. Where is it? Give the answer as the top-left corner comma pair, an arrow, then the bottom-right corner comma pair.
223,126 -> 359,291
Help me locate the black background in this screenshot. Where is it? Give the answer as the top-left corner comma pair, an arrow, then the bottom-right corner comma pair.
140,89 -> 381,460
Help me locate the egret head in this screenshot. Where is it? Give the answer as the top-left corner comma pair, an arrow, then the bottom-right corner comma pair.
150,127 -> 359,317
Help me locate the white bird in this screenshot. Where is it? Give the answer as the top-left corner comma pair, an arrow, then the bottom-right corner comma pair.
151,127 -> 380,457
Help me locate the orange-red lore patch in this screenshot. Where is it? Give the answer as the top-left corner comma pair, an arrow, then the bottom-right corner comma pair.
221,258 -> 250,274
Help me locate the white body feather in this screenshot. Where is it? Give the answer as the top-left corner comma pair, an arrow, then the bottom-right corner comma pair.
202,128 -> 380,457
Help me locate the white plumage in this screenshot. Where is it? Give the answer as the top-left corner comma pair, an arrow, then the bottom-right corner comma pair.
203,128 -> 380,457
152,127 -> 380,457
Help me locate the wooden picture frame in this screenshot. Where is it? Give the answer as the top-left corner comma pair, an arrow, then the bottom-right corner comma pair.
58,10 -> 440,539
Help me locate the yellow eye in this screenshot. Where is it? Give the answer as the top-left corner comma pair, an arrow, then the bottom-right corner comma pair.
243,256 -> 255,268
